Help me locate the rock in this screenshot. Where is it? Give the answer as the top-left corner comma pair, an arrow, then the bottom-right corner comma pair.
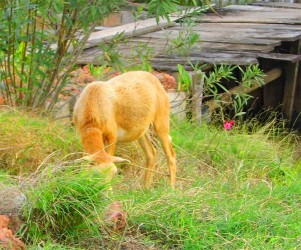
0,215 -> 25,250
167,90 -> 187,121
105,202 -> 127,232
0,187 -> 27,217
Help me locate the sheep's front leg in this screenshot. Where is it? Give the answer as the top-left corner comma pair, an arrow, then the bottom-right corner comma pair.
104,131 -> 117,156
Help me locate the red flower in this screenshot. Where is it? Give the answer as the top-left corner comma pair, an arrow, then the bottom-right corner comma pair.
224,120 -> 235,130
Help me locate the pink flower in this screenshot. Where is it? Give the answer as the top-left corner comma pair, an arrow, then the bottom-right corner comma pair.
224,120 -> 235,130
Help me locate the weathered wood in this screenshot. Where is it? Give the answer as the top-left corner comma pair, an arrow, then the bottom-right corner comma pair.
84,7 -> 204,50
153,54 -> 258,65
172,25 -> 301,41
250,2 -> 301,9
194,5 -> 301,24
282,39 -> 301,124
84,18 -> 174,50
140,30 -> 282,46
206,67 -> 283,111
127,38 -> 276,52
174,22 -> 301,31
223,4 -> 301,12
258,53 -> 301,62
195,16 -> 301,25
293,47 -> 301,128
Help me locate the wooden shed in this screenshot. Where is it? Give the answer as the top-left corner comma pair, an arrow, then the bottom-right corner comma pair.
78,2 -> 301,129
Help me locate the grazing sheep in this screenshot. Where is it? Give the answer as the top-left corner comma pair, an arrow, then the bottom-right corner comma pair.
73,71 -> 176,188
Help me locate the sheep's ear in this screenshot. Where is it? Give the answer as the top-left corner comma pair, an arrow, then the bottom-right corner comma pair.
112,156 -> 130,164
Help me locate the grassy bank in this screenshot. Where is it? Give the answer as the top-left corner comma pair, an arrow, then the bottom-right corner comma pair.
1,109 -> 301,249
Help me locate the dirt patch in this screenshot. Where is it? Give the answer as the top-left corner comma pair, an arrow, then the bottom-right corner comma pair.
0,215 -> 25,250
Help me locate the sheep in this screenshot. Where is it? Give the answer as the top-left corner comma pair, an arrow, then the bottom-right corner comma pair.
73,71 -> 176,188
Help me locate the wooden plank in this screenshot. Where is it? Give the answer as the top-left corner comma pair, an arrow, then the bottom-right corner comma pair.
152,54 -> 258,65
293,52 -> 301,129
180,22 -> 301,31
84,18 -> 174,50
83,7 -> 203,49
129,38 -> 275,52
169,26 -> 301,41
250,2 -> 301,9
258,53 -> 301,62
194,6 -> 301,25
195,16 -> 301,25
140,30 -> 282,46
224,4 -> 301,12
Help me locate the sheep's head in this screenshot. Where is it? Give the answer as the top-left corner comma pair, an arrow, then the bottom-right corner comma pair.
84,152 -> 130,181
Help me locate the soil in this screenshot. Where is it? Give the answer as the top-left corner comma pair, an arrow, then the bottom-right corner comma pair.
0,215 -> 25,250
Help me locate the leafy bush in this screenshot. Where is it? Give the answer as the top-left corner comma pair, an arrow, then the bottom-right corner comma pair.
0,0 -> 124,110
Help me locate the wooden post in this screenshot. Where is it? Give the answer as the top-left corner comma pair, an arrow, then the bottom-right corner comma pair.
282,39 -> 301,125
293,38 -> 301,129
190,70 -> 204,125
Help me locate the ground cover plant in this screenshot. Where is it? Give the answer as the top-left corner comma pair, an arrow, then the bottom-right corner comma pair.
1,109 -> 301,249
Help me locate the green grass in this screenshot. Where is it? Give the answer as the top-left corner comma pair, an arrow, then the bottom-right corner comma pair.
111,181 -> 301,249
0,108 -> 81,174
1,109 -> 301,249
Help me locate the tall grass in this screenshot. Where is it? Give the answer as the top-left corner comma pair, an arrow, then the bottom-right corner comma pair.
21,162 -> 109,246
1,109 -> 301,249
0,108 -> 81,174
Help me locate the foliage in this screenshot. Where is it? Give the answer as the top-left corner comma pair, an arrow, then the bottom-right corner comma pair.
148,0 -> 179,23
0,0 -> 125,111
0,0 -> 209,112
21,162 -> 108,244
175,63 -> 265,119
239,64 -> 265,88
177,64 -> 192,92
88,64 -> 110,79
131,43 -> 154,72
202,64 -> 266,119
166,19 -> 200,56
98,33 -> 155,72
98,32 -> 127,72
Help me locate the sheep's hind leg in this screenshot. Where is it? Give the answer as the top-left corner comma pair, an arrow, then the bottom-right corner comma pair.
138,133 -> 157,189
153,119 -> 176,188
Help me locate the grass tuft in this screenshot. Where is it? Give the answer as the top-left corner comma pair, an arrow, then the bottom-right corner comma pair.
20,160 -> 109,246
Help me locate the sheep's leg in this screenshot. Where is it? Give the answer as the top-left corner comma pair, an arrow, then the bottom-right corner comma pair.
81,127 -> 105,156
104,132 -> 117,156
153,119 -> 176,188
138,133 -> 157,188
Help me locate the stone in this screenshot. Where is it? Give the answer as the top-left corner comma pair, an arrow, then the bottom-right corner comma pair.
0,187 -> 27,217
